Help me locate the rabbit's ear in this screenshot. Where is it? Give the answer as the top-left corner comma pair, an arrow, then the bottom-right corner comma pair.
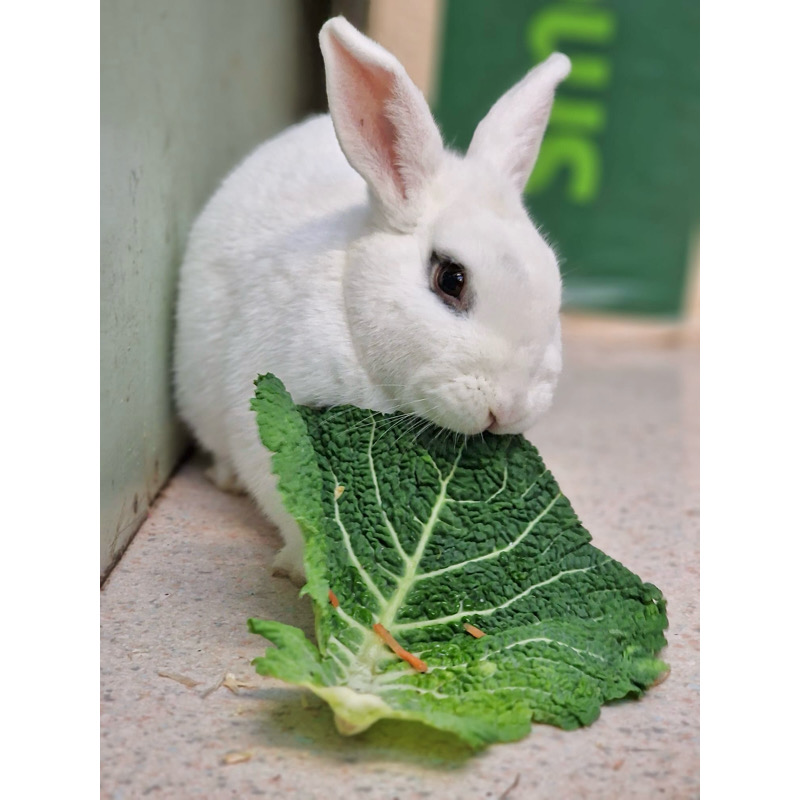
319,17 -> 443,227
467,54 -> 571,194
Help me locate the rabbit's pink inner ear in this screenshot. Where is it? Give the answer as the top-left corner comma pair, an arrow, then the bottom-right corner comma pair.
325,33 -> 406,203
320,17 -> 444,222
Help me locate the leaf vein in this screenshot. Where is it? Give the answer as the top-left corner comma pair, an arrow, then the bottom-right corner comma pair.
331,468 -> 387,606
415,492 -> 564,580
395,559 -> 612,631
367,418 -> 412,567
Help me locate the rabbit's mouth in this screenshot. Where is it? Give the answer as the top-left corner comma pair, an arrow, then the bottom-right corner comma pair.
485,412 -> 531,436
404,372 -> 557,437
485,402 -> 545,435
400,380 -> 502,436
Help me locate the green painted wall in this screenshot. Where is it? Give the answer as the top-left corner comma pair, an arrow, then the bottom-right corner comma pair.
100,0 -> 319,578
435,0 -> 699,317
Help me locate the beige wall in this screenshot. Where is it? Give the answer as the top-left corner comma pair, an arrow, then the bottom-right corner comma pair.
100,0 -> 318,579
368,0 -> 444,101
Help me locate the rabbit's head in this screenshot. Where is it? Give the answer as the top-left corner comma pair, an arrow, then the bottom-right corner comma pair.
320,18 -> 570,435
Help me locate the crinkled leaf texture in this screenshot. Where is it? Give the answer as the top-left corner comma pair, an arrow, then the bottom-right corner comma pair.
249,374 -> 668,748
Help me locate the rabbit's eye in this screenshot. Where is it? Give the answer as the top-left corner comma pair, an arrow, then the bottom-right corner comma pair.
431,254 -> 468,310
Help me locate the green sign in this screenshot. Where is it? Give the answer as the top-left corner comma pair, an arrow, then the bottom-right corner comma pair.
435,0 -> 699,317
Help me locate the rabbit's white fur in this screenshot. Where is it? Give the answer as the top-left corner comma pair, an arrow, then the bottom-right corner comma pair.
174,17 -> 571,583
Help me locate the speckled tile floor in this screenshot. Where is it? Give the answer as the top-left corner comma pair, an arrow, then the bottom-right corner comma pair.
101,337 -> 699,799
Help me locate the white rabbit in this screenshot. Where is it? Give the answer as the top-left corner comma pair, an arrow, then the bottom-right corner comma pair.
174,16 -> 571,583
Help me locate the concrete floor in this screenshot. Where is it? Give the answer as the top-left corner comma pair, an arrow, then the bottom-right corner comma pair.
101,335 -> 699,798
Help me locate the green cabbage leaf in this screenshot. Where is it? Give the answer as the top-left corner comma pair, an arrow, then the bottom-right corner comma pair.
248,374 -> 668,747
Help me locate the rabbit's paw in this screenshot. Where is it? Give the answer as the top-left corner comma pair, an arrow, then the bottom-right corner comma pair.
272,542 -> 306,587
204,458 -> 246,495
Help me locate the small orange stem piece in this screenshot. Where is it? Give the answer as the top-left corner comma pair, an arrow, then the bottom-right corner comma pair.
328,589 -> 340,608
372,623 -> 428,672
463,623 -> 486,638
